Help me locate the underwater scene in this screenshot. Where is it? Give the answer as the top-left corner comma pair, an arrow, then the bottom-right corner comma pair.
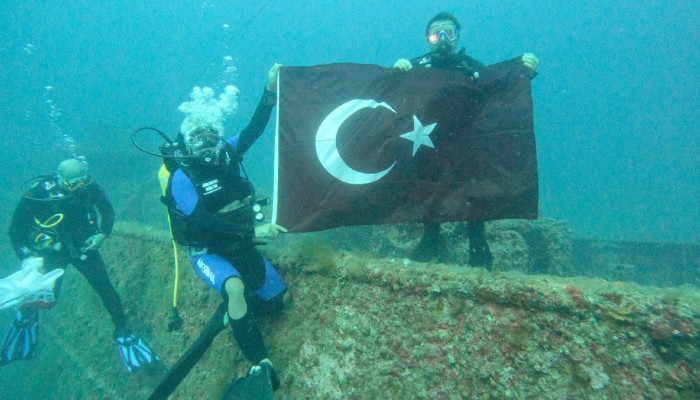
0,1 -> 697,399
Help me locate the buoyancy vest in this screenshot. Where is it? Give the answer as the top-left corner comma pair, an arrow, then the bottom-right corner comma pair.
19,177 -> 104,257
411,47 -> 484,79
163,144 -> 256,247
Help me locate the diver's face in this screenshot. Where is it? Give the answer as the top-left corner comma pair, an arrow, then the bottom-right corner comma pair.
187,129 -> 223,165
187,130 -> 221,154
427,20 -> 459,56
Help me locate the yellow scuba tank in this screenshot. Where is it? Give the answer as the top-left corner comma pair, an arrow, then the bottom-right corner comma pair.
158,164 -> 170,196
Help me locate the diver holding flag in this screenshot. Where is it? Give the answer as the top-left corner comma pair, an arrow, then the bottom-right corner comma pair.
392,11 -> 540,267
147,63 -> 288,399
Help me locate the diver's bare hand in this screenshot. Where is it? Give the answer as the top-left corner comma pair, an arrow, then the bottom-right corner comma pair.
393,58 -> 413,71
83,233 -> 106,252
267,63 -> 282,92
522,53 -> 539,76
255,223 -> 287,239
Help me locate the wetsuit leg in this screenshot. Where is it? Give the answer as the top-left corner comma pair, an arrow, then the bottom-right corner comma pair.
41,253 -> 70,300
412,222 -> 445,262
468,220 -> 493,268
223,275 -> 269,365
191,250 -> 270,364
219,246 -> 267,291
229,311 -> 269,364
72,252 -> 128,331
248,258 -> 288,315
191,252 -> 240,294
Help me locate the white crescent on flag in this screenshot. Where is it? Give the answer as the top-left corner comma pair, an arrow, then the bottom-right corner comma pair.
314,99 -> 437,184
315,99 -> 397,185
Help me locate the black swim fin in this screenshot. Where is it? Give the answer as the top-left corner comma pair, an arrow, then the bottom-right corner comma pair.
149,302 -> 230,400
221,362 -> 275,400
1,308 -> 39,365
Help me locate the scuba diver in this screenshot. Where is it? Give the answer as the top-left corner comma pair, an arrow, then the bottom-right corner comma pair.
3,158 -> 158,372
393,11 -> 540,268
154,63 -> 288,398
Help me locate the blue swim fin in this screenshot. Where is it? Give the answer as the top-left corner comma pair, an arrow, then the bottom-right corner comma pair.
115,330 -> 160,373
1,308 -> 39,365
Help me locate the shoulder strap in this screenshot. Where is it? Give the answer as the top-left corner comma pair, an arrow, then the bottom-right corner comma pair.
455,48 -> 482,80
159,165 -> 179,211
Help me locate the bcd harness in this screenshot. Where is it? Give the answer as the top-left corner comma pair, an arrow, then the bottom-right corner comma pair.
160,142 -> 257,248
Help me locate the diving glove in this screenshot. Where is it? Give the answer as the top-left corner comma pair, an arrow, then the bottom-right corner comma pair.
114,330 -> 159,372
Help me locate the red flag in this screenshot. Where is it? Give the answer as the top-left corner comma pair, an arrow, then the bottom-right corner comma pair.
273,59 -> 538,232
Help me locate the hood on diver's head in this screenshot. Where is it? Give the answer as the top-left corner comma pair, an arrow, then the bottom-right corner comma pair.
180,116 -> 223,152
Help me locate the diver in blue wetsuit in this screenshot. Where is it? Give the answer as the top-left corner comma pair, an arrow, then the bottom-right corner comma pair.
165,63 -> 288,392
393,12 -> 540,268
4,159 -> 158,372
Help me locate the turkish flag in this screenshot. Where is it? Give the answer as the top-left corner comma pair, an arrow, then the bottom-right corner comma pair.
272,59 -> 538,232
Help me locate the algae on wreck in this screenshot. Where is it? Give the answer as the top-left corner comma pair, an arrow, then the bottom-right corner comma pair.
0,224 -> 698,399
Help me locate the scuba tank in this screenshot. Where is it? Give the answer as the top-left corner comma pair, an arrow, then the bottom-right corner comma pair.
131,127 -> 190,331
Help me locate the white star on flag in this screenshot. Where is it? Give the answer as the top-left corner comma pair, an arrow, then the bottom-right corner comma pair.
400,115 -> 436,156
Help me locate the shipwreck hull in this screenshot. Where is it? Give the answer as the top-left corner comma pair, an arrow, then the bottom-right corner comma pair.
0,223 -> 697,399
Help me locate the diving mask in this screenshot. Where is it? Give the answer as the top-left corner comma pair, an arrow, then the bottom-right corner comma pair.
186,128 -> 222,156
60,175 -> 90,191
427,23 -> 458,45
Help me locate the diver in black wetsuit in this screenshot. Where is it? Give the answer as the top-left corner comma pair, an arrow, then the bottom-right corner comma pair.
393,11 -> 540,268
4,159 -> 157,371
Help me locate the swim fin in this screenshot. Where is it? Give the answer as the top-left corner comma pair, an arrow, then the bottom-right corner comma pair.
148,302 -> 229,400
1,308 -> 39,365
115,329 -> 160,373
221,361 -> 276,400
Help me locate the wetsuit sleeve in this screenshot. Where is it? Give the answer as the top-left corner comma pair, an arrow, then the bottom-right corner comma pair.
171,170 -> 253,239
8,196 -> 34,258
171,170 -> 199,216
90,183 -> 115,237
233,89 -> 276,155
